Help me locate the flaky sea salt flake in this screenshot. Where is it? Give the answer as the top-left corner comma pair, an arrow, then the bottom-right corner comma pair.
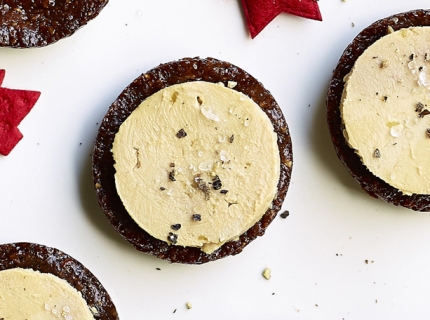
201,105 -> 220,122
220,150 -> 229,162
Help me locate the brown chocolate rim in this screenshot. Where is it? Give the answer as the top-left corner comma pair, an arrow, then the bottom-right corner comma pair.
0,242 -> 119,319
0,0 -> 108,48
327,9 -> 430,212
92,57 -> 293,264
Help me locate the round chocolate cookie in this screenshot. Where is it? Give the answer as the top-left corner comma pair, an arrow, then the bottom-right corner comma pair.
92,57 -> 293,264
327,10 -> 430,212
0,0 -> 108,48
0,242 -> 119,319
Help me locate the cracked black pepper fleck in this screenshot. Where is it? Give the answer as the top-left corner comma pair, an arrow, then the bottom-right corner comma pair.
416,102 -> 425,113
171,224 -> 181,231
176,129 -> 187,138
374,149 -> 381,158
192,214 -> 202,221
169,170 -> 176,181
212,175 -> 222,190
168,232 -> 178,244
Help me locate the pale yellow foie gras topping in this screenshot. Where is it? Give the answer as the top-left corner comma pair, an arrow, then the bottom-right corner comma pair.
341,27 -> 430,195
112,81 -> 280,253
0,268 -> 95,320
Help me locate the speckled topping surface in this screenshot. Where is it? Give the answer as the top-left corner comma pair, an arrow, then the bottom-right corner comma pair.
327,10 -> 430,211
92,57 -> 293,264
0,242 -> 119,320
0,0 -> 108,48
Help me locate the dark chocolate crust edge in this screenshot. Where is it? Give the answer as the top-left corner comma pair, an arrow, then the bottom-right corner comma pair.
327,9 -> 430,212
0,242 -> 119,319
0,0 -> 108,48
92,57 -> 293,264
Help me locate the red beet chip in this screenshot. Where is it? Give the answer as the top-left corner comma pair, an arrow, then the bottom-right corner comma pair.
0,70 -> 5,86
241,0 -> 322,38
0,70 -> 40,156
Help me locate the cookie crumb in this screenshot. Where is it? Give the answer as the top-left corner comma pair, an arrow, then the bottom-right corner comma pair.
280,210 -> 290,219
186,302 -> 192,310
262,268 -> 271,280
227,81 -> 237,89
419,109 -> 430,118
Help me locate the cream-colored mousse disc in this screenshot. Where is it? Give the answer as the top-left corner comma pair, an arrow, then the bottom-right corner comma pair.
112,81 -> 280,253
341,27 -> 430,195
0,268 -> 95,320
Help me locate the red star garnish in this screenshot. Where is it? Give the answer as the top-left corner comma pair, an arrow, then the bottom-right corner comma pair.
241,0 -> 322,38
0,70 -> 40,156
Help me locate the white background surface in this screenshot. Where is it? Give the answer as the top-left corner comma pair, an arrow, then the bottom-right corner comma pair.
1,0 -> 430,319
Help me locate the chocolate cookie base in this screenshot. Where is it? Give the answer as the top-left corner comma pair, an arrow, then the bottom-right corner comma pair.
0,0 -> 108,48
92,57 -> 293,264
0,242 -> 119,319
327,10 -> 430,212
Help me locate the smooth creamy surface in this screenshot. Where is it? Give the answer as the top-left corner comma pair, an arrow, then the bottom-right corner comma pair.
341,27 -> 430,195
112,81 -> 280,253
0,268 -> 95,320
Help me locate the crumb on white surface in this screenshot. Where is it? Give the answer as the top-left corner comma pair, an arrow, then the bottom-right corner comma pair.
262,268 -> 271,280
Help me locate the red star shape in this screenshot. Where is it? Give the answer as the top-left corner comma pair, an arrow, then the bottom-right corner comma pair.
0,70 -> 40,156
241,0 -> 322,38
